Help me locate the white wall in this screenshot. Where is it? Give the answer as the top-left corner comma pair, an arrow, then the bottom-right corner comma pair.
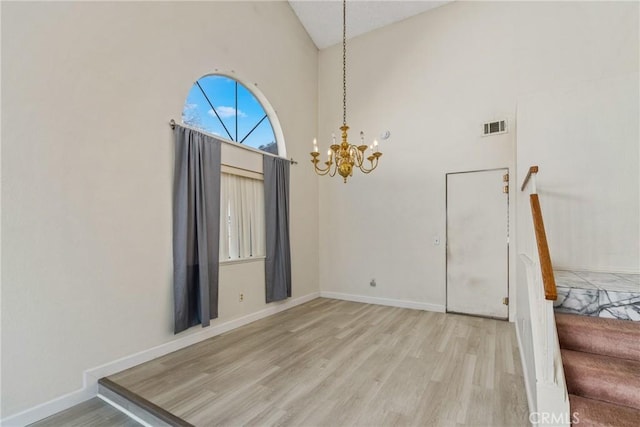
1,1 -> 318,417
513,15 -> 639,414
317,1 -> 638,312
517,73 -> 639,273
511,74 -> 640,420
3,0 -> 638,420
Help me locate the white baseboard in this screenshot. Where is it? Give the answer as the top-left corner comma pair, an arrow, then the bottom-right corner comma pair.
1,292 -> 320,427
0,387 -> 96,427
320,291 -> 445,313
84,291 -> 320,385
515,320 -> 536,420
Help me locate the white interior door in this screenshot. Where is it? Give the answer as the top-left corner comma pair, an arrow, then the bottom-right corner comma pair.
446,169 -> 509,319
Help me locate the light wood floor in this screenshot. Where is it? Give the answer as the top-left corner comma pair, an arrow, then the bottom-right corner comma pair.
109,298 -> 529,426
29,398 -> 141,427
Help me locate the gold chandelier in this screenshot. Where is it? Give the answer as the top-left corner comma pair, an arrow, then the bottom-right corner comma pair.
310,0 -> 382,183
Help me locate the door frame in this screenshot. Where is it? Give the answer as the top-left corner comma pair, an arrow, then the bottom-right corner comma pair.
445,167 -> 510,320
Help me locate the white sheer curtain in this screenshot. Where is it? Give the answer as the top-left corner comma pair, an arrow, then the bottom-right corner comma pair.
220,173 -> 265,260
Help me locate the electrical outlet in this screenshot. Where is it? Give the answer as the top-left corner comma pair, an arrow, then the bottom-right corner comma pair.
370,279 -> 377,287
239,293 -> 244,302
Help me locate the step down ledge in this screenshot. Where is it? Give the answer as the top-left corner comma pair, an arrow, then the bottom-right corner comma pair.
98,378 -> 193,427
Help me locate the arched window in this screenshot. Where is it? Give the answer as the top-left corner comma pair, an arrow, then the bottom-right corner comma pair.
182,74 -> 280,155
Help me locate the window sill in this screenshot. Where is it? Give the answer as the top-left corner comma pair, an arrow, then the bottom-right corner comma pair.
219,256 -> 266,266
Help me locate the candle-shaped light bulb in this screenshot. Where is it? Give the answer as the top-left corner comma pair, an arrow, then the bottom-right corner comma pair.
332,133 -> 336,144
360,131 -> 365,145
314,145 -> 319,153
373,139 -> 379,152
313,138 -> 317,146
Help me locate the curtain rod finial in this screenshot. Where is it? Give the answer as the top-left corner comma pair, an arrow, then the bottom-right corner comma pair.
170,119 -> 176,129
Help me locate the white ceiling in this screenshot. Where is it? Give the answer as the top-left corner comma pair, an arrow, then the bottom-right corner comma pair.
289,1 -> 453,49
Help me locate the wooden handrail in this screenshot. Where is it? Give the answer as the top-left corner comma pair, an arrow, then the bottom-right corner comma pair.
520,165 -> 539,191
530,194 -> 557,300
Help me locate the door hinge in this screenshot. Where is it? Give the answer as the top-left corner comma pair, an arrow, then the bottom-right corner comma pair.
502,297 -> 509,305
503,173 -> 509,182
503,185 -> 509,194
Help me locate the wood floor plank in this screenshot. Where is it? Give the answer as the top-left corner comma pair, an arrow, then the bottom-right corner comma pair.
108,298 -> 529,426
29,398 -> 141,427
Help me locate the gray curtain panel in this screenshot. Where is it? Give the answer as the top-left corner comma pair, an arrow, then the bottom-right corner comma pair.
173,125 -> 221,334
263,156 -> 292,303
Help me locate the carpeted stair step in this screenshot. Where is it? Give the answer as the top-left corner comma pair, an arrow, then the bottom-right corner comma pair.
561,349 -> 640,410
556,313 -> 640,361
569,394 -> 640,427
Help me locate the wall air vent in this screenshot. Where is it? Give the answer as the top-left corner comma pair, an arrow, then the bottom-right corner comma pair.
482,119 -> 507,136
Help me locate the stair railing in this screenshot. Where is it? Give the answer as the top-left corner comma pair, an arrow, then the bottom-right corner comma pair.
522,166 -> 557,301
520,166 -> 569,425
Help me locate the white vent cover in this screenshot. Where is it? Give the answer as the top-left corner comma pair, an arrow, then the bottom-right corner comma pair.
482,119 -> 507,136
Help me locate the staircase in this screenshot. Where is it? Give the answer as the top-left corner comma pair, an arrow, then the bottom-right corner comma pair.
518,166 -> 640,425
555,313 -> 640,426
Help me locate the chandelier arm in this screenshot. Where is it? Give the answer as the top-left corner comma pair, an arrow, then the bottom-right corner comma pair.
348,144 -> 382,174
362,164 -> 377,174
357,157 -> 379,173
312,159 -> 333,176
312,161 -> 329,172
349,146 -> 361,166
314,166 -> 332,176
317,156 -> 337,177
347,145 -> 358,165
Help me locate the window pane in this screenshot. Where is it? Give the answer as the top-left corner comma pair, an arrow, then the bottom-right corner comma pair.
236,81 -> 276,152
183,82 -> 234,140
198,75 -> 238,140
183,74 -> 280,155
241,118 -> 277,154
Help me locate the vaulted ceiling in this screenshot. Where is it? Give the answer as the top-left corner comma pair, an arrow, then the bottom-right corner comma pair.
289,1 -> 453,49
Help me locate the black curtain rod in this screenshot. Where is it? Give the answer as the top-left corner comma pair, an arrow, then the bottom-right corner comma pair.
169,119 -> 297,165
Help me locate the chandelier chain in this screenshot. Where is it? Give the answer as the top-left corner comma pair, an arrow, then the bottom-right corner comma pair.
342,0 -> 347,127
309,0 -> 383,183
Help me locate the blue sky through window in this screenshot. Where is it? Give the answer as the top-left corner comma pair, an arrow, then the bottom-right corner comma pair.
182,75 -> 277,154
